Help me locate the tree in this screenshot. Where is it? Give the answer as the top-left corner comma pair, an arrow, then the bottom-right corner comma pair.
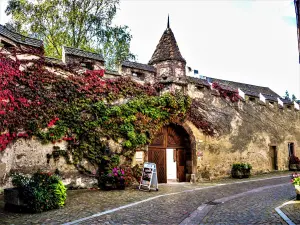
5,0 -> 136,70
285,90 -> 290,100
292,94 -> 297,101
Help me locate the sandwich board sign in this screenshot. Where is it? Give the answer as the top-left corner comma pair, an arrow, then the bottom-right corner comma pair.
139,162 -> 158,192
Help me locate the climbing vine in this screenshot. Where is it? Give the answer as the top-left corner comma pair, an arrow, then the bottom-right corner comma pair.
212,82 -> 241,103
0,46 -> 190,174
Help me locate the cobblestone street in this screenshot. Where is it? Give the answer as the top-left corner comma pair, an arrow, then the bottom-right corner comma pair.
0,172 -> 297,225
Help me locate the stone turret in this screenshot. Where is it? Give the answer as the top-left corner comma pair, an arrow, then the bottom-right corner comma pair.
149,16 -> 186,84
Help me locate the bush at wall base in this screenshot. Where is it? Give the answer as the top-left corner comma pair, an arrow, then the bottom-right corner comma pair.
5,171 -> 67,213
231,163 -> 252,179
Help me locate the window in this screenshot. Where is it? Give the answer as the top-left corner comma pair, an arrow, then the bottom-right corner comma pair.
81,62 -> 93,70
132,71 -> 145,80
249,97 -> 256,102
288,142 -> 295,157
196,85 -> 204,91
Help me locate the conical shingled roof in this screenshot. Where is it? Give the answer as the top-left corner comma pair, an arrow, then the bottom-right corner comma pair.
148,27 -> 186,65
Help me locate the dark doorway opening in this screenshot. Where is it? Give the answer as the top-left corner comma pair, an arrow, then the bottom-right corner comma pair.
270,146 -> 278,170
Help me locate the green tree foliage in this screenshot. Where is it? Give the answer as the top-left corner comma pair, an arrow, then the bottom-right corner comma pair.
292,94 -> 297,101
285,90 -> 290,100
6,0 -> 136,69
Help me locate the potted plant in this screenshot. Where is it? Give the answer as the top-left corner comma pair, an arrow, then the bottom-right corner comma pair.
231,163 -> 252,179
4,171 -> 67,213
291,173 -> 300,200
289,155 -> 300,171
99,167 -> 126,190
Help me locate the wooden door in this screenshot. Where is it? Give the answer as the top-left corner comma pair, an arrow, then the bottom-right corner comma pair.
176,149 -> 186,182
148,148 -> 166,183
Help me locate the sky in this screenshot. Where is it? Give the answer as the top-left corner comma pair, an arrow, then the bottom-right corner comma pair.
0,0 -> 299,97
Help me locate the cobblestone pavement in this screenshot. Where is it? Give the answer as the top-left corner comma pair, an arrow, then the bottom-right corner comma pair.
77,175 -> 292,225
201,183 -> 294,224
0,171 -> 294,225
280,201 -> 300,224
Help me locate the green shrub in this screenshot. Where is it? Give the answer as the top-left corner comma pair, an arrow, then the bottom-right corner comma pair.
232,163 -> 252,170
11,171 -> 67,212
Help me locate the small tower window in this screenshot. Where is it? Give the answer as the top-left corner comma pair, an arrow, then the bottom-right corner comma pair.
81,62 -> 93,70
249,97 -> 256,102
132,71 -> 145,80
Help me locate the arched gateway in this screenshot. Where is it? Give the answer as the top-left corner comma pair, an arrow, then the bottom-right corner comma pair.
148,124 -> 192,183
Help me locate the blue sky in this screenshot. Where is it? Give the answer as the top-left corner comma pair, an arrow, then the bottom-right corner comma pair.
0,0 -> 299,97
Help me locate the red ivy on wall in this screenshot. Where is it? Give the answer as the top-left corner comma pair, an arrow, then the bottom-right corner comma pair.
212,82 -> 241,103
0,46 -> 163,151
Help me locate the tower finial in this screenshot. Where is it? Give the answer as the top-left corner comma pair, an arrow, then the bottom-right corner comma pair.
167,14 -> 170,29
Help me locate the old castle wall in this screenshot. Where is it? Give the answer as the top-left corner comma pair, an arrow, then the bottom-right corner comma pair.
187,84 -> 300,181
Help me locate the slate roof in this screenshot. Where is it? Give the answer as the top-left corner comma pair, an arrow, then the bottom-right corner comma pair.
280,98 -> 293,105
149,27 -> 186,65
206,77 -> 281,100
186,76 -> 210,87
122,61 -> 156,72
63,46 -> 104,62
0,24 -> 43,48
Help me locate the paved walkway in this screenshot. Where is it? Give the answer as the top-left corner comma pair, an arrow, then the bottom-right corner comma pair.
0,171 -> 297,225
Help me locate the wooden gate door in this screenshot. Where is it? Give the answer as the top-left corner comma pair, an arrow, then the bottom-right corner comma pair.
148,148 -> 166,183
176,149 -> 186,182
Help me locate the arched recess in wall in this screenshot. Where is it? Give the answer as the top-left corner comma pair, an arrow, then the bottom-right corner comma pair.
147,122 -> 197,183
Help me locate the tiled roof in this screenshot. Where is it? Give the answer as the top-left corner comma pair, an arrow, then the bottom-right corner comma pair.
0,24 -> 43,48
207,77 -> 281,99
122,61 -> 156,72
63,46 -> 104,62
149,28 -> 186,65
280,98 -> 293,105
187,76 -> 210,87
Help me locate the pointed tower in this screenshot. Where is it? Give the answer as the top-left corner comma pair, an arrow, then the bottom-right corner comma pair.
149,16 -> 186,83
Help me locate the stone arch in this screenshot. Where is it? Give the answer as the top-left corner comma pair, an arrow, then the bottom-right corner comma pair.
147,121 -> 199,183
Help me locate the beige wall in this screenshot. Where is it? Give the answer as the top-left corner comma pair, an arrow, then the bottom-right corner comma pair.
187,83 -> 300,181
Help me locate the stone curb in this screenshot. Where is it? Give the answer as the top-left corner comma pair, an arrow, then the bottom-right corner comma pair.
275,200 -> 300,225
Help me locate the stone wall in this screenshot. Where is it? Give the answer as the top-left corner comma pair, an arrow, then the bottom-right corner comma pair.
119,66 -> 155,84
153,60 -> 186,83
64,54 -> 105,70
187,83 -> 300,181
0,138 -> 98,189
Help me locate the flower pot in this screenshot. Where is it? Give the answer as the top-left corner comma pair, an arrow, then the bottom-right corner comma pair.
104,182 -> 113,191
231,169 -> 243,179
231,168 -> 251,179
290,164 -> 298,171
4,188 -> 28,212
117,179 -> 125,190
294,185 -> 300,200
242,169 -> 251,178
4,188 -> 26,206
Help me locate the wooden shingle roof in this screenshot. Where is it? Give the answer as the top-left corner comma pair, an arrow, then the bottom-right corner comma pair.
0,24 -> 43,48
149,27 -> 186,65
63,46 -> 104,62
122,61 -> 156,72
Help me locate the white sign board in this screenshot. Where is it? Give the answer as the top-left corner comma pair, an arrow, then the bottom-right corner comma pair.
139,162 -> 158,192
